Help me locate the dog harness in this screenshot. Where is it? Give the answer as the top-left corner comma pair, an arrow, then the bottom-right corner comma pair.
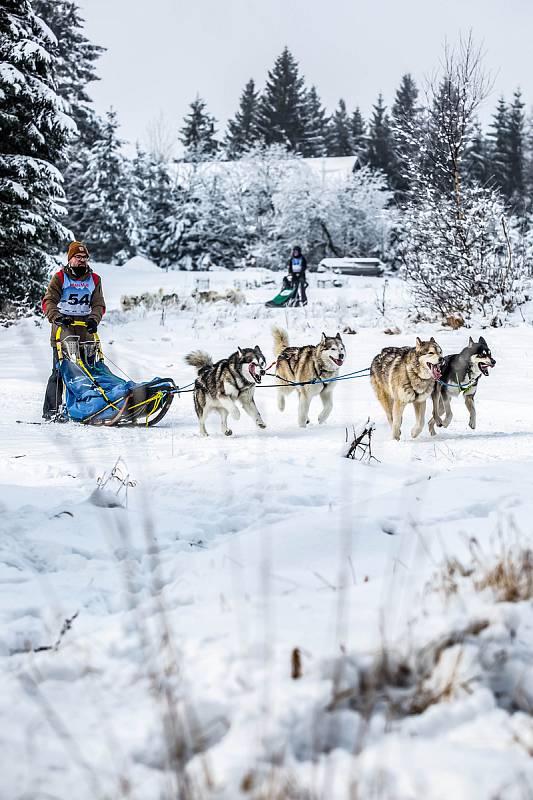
57,273 -> 97,317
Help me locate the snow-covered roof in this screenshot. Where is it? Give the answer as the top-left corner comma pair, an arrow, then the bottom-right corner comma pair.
319,257 -> 383,267
171,155 -> 357,185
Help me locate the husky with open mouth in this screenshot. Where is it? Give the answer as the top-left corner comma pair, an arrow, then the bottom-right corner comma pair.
272,327 -> 346,428
428,336 -> 496,436
185,346 -> 267,436
371,337 -> 443,440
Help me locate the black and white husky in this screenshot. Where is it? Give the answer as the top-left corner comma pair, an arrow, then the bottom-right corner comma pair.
428,336 -> 496,435
185,346 -> 267,436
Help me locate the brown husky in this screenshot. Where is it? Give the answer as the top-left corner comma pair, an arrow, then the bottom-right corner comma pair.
370,337 -> 443,440
272,327 -> 346,428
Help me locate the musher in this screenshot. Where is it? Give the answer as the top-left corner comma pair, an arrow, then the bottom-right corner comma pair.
41,241 -> 106,420
286,245 -> 308,306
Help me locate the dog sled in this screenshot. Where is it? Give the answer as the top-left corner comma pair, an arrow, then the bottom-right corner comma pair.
265,274 -> 307,307
56,321 -> 176,426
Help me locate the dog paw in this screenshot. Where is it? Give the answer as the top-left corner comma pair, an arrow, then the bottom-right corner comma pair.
411,427 -> 422,439
469,420 -> 476,430
257,420 -> 266,429
224,429 -> 233,436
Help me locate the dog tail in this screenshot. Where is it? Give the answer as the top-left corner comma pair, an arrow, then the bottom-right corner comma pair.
272,326 -> 289,358
185,350 -> 212,371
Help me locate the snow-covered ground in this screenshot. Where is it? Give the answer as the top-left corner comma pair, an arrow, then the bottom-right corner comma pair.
1,258 -> 533,799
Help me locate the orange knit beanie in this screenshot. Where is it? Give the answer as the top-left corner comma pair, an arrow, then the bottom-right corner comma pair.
67,241 -> 89,261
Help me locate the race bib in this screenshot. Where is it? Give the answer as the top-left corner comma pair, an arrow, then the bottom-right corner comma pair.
58,274 -> 95,316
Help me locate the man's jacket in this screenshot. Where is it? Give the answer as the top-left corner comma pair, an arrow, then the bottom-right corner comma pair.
42,265 -> 106,344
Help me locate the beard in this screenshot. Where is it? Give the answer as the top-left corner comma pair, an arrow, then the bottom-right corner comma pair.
71,265 -> 88,278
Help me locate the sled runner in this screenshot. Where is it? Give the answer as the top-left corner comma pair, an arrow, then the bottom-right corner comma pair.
265,275 -> 299,307
56,322 -> 176,426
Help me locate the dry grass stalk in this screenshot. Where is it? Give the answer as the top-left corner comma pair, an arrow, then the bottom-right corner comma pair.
441,540 -> 533,603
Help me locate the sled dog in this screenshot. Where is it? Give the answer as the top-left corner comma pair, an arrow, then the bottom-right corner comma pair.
185,346 -> 267,436
272,327 -> 346,428
428,336 -> 496,436
370,337 -> 443,440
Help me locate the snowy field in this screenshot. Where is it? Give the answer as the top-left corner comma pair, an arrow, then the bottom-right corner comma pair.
1,258 -> 533,799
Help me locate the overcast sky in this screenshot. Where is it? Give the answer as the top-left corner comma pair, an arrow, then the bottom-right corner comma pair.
77,0 -> 533,150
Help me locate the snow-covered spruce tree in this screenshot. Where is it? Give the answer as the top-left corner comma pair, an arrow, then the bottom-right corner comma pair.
464,121 -> 490,186
32,0 -> 104,148
506,90 -> 526,213
327,99 -> 354,157
0,0 -> 73,311
130,145 -> 156,258
193,171 -> 243,267
299,86 -> 329,157
225,79 -> 262,158
257,47 -> 308,153
390,74 -> 420,198
398,37 -> 527,322
488,97 -> 510,194
524,111 -> 533,208
139,159 -> 183,268
33,0 -> 105,257
179,96 -> 219,162
367,94 -> 395,181
351,107 -> 367,155
67,110 -> 137,263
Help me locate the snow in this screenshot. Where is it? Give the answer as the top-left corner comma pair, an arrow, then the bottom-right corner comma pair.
1,264 -> 533,798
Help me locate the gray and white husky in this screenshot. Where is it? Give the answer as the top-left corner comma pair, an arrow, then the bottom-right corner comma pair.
428,336 -> 496,435
185,346 -> 267,436
272,327 -> 346,428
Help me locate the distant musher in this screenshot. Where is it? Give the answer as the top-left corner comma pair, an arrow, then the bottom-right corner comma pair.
286,245 -> 308,306
41,241 -> 106,420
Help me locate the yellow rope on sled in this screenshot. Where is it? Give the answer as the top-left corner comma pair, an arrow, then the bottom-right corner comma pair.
128,390 -> 164,426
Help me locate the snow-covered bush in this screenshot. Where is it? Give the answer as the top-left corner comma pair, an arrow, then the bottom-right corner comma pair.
139,145 -> 393,271
399,187 -> 529,322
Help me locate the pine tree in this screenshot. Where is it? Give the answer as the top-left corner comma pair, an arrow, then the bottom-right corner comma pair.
367,94 -> 394,179
0,0 -> 72,310
351,108 -> 366,151
139,159 -> 179,267
507,89 -> 525,211
392,74 -> 418,127
391,74 -> 419,196
34,0 -> 106,262
299,86 -> 329,157
129,146 -> 155,257
327,99 -> 354,156
179,96 -> 218,162
257,47 -> 308,152
225,79 -> 261,158
464,122 -> 490,186
32,0 -> 104,147
67,110 -> 136,263
524,111 -> 533,211
488,97 -> 510,196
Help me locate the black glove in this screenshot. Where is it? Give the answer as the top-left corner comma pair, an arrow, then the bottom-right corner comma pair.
86,319 -> 98,334
55,315 -> 73,327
